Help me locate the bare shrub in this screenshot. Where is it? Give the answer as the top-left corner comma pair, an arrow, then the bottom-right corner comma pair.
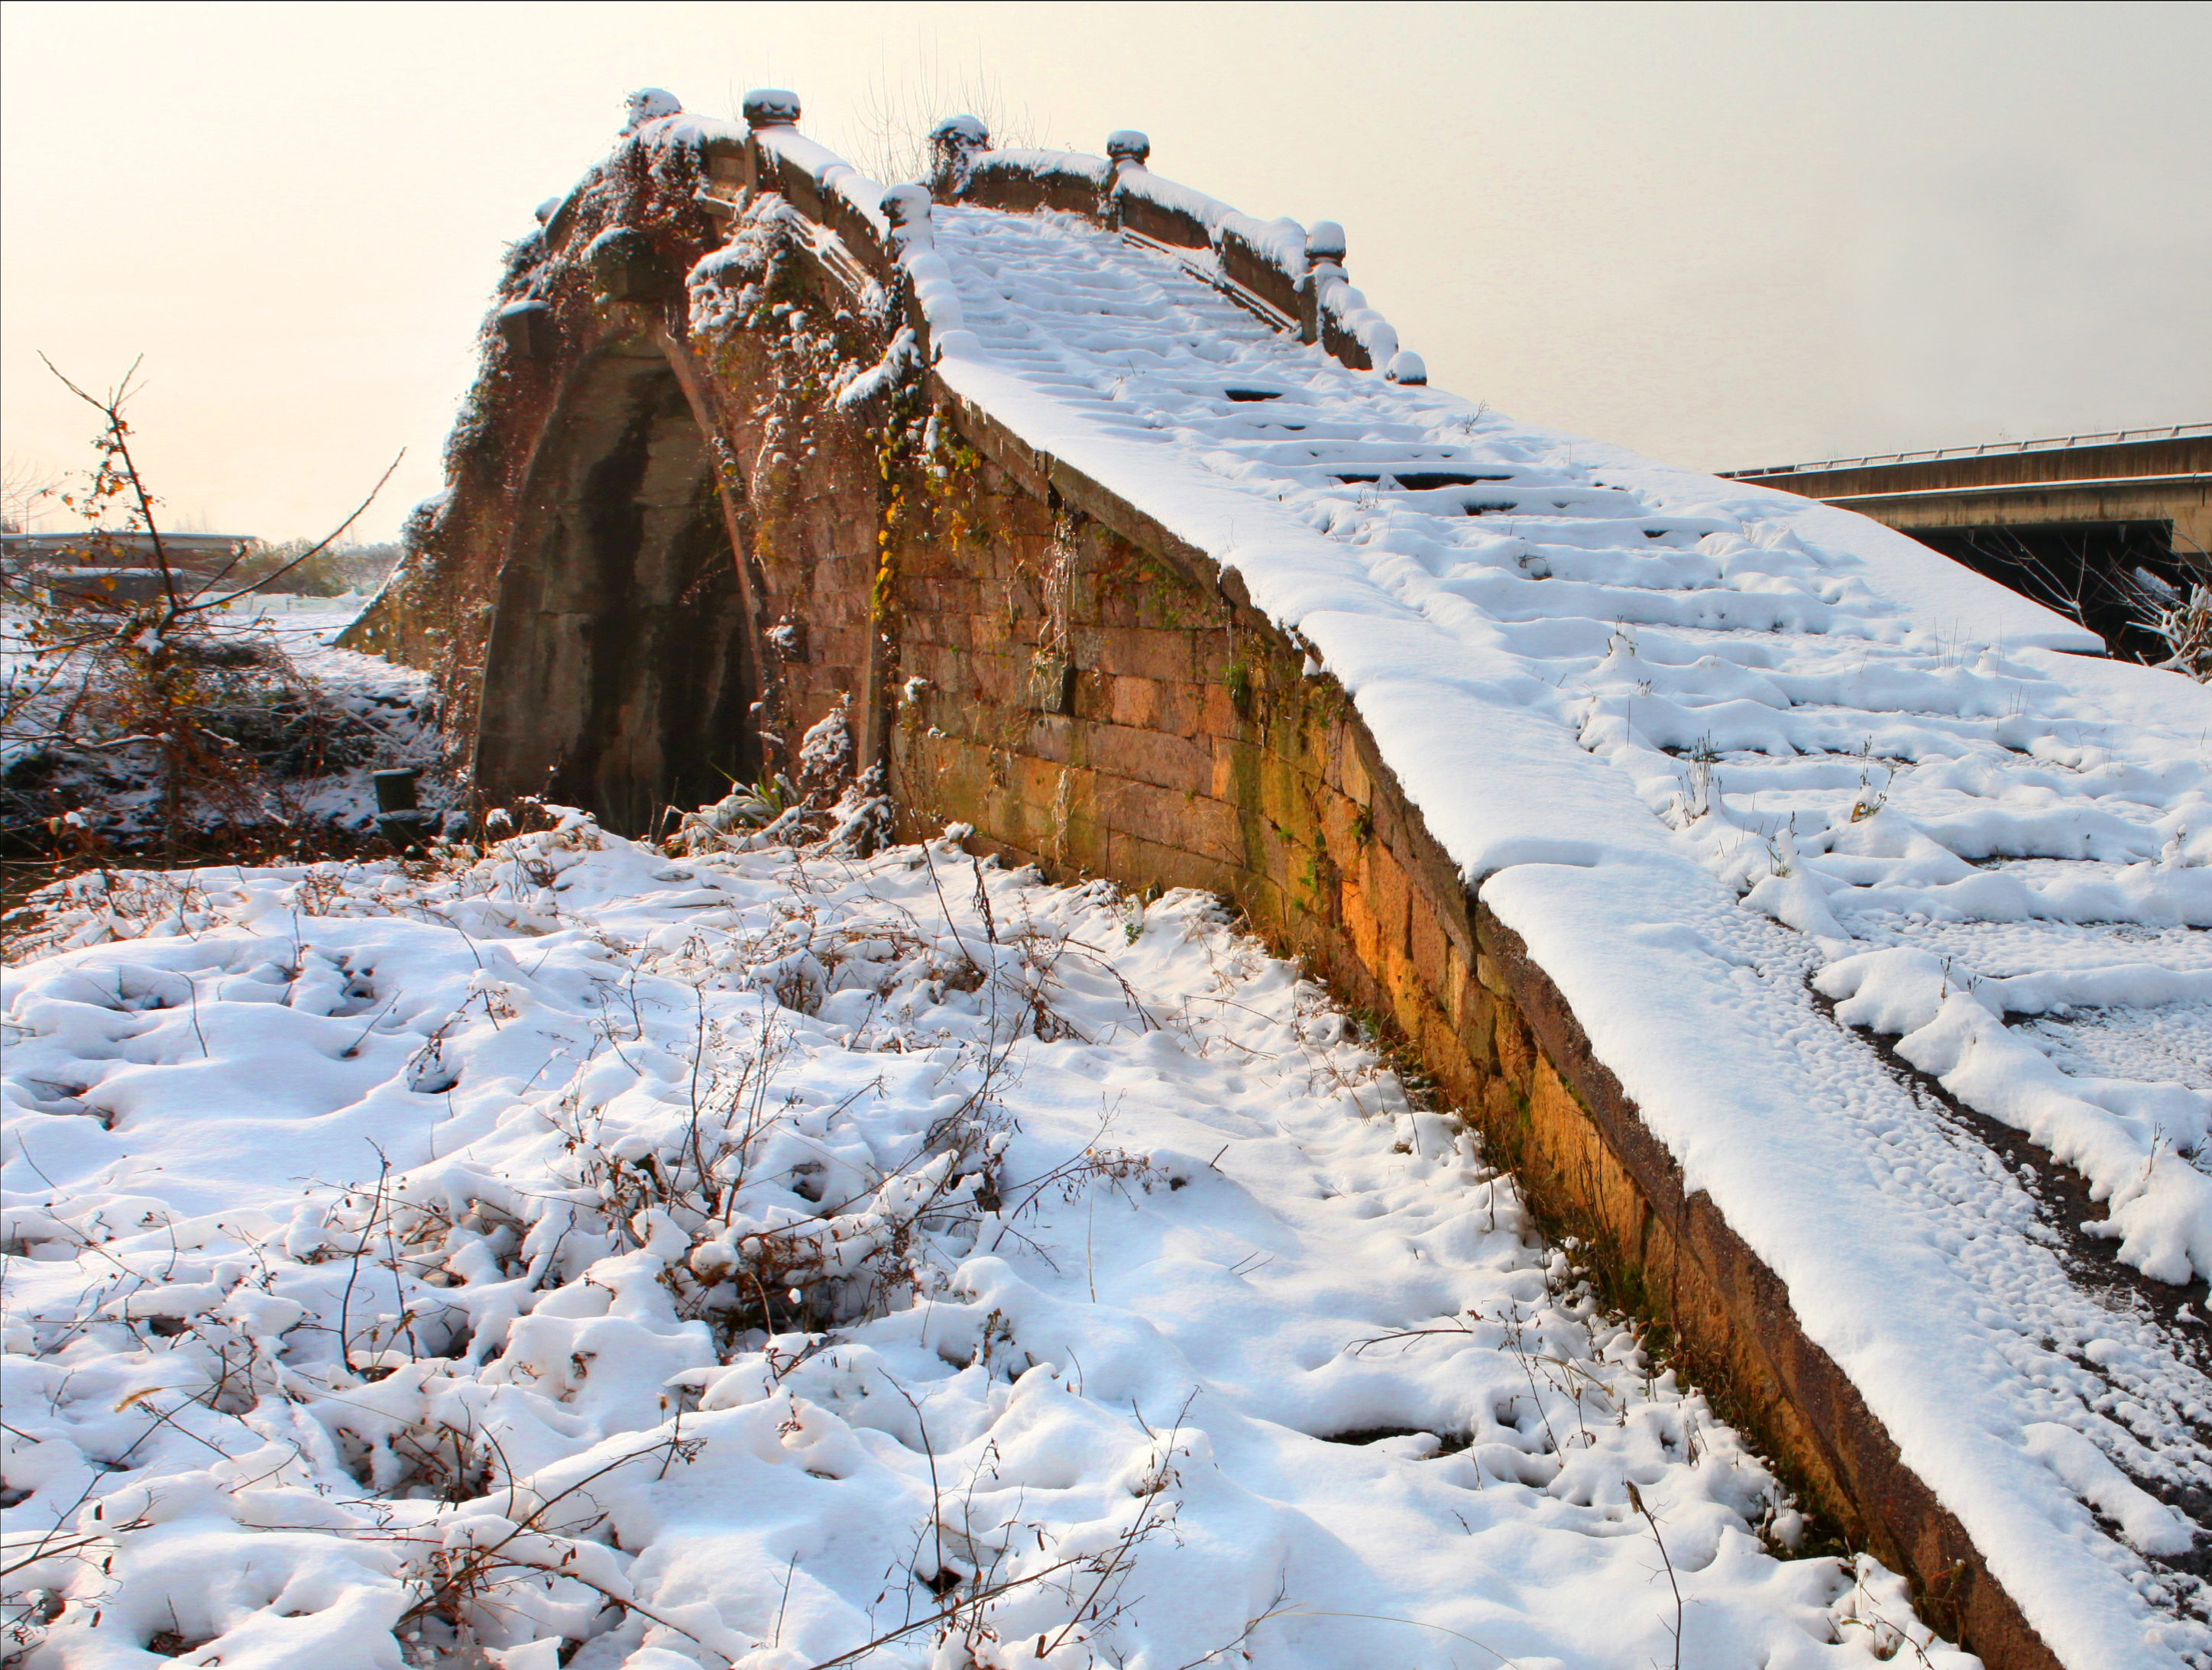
0,359 -> 405,851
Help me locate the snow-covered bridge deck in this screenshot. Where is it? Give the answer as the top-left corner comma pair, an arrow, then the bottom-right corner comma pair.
915,170 -> 2212,1670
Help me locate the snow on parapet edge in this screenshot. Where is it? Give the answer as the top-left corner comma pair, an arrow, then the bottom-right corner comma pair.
735,103 -> 1426,387
964,146 -> 1112,197
750,121 -> 896,247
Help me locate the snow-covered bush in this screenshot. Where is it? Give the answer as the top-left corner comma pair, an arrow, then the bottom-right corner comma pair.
2145,578 -> 2211,681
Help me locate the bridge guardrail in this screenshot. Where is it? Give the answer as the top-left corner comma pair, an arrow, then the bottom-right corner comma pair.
962,147 -> 1112,218
1725,422 -> 2212,479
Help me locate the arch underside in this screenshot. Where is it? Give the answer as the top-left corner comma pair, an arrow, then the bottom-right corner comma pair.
474,344 -> 757,835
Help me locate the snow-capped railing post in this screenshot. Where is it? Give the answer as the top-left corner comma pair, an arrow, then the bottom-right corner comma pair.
741,86 -> 801,128
881,184 -> 931,341
929,114 -> 991,201
1104,129 -> 1151,230
737,86 -> 898,280
1299,218 -> 1419,380
1300,221 -> 1342,348
882,183 -> 970,361
740,86 -> 802,201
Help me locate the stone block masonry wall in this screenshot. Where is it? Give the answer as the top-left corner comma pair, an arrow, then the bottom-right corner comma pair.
889,510 -> 1483,1099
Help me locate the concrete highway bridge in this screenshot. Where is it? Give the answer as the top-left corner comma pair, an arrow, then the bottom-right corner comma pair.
1725,425 -> 2210,659
351,89 -> 2212,1670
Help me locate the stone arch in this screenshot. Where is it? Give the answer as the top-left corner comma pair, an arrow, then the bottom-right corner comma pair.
474,340 -> 760,835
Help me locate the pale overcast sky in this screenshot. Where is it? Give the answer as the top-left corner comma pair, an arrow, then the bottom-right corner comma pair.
4,0 -> 2207,541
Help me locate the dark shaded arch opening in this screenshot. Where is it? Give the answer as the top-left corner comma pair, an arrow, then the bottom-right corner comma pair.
475,346 -> 757,834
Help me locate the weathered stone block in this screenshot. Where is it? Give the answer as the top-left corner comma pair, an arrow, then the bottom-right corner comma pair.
1340,869 -> 1383,970
1090,722 -> 1212,796
1317,785 -> 1364,863
1096,626 -> 1197,685
1410,898 -> 1456,1009
968,651 -> 1022,706
1107,675 -> 1159,730
1027,713 -> 1076,765
1368,849 -> 1412,961
1475,950 -> 1511,1000
1339,742 -> 1374,812
1097,776 -> 1241,864
1495,1002 -> 1537,1091
1107,829 -> 1228,898
1200,682 -> 1243,738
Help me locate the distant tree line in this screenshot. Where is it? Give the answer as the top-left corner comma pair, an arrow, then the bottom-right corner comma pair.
228,538 -> 401,596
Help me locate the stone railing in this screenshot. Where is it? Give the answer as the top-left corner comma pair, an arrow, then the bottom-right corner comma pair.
661,91 -> 1424,384
949,118 -> 1423,382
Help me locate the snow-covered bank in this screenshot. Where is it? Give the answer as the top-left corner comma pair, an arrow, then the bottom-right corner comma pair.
2,820 -> 1959,1668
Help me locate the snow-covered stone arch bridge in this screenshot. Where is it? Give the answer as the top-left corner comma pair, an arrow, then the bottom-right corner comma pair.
348,86 -> 2212,1670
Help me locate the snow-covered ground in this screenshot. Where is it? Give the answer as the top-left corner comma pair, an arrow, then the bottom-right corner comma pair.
1,820 -> 1961,1668
840,193 -> 2212,1662
12,105 -> 2197,1663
